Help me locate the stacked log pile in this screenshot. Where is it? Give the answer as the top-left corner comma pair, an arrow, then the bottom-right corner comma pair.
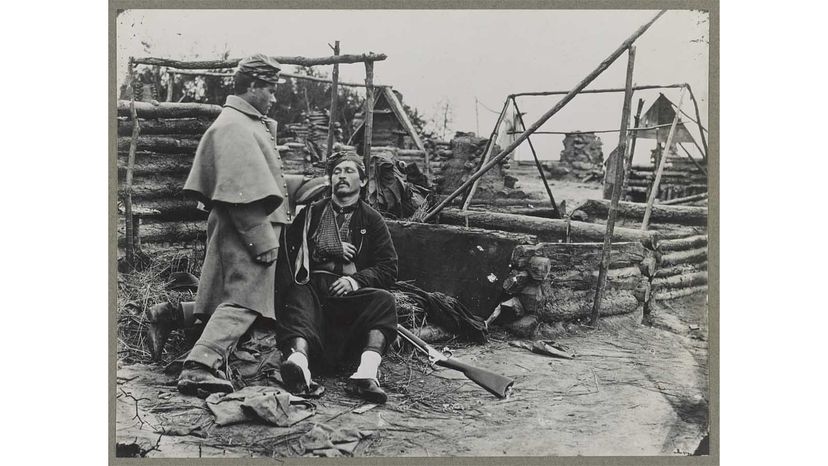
396,148 -> 430,180
424,140 -> 453,184
116,101 -> 311,251
430,133 -> 515,198
370,109 -> 407,148
502,242 -> 652,323
574,199 -> 707,227
283,123 -> 310,143
306,110 -> 331,146
283,110 -> 338,156
117,102 -> 218,251
625,161 -> 707,202
571,199 -> 709,302
651,234 -> 708,301
559,132 -> 604,178
437,208 -> 660,249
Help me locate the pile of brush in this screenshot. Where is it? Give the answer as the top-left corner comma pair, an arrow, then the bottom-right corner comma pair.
116,251 -> 199,364
116,250 -> 475,366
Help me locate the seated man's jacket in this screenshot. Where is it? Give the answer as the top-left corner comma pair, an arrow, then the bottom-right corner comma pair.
283,197 -> 398,290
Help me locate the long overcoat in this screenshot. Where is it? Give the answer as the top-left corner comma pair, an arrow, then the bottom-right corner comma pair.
183,95 -> 293,320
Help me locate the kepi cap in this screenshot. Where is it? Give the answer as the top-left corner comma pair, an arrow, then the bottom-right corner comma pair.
327,152 -> 366,178
236,53 -> 287,84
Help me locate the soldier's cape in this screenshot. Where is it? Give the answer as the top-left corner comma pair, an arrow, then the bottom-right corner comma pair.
183,98 -> 284,215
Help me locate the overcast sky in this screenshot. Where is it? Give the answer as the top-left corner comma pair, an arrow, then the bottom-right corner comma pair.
116,9 -> 709,163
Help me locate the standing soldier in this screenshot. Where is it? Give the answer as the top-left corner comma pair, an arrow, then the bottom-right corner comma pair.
156,54 -> 311,395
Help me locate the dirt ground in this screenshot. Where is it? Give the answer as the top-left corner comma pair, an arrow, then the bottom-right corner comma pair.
115,168 -> 709,458
503,163 -> 606,211
115,293 -> 709,458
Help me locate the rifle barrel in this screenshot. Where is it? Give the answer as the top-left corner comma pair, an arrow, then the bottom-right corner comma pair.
397,324 -> 514,398
396,324 -> 433,355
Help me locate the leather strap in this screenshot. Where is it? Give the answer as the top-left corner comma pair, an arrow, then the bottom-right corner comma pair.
293,206 -> 312,285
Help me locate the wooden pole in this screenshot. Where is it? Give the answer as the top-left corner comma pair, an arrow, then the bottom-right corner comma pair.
678,142 -> 708,176
152,65 -> 162,101
285,71 -> 387,89
504,122 -> 673,136
132,53 -> 388,69
124,58 -> 140,266
686,84 -> 709,161
511,96 -> 561,218
423,10 -> 666,223
362,60 -> 375,174
116,100 -> 222,118
438,209 -> 659,248
168,68 -> 391,88
475,97 -> 480,135
165,71 -> 174,102
622,98 -> 645,193
505,123 -> 673,135
326,40 -> 340,160
642,87 -> 687,230
591,46 -> 636,326
462,98 -> 510,210
171,70 -> 234,77
510,82 -> 685,98
660,192 -> 708,206
575,199 -> 707,225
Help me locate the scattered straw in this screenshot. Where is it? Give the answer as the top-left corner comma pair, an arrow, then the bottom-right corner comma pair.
117,250 -> 201,365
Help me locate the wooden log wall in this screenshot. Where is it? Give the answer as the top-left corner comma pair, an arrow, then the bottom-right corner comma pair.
502,242 -> 653,322
116,100 -> 317,251
574,199 -> 707,226
341,138 -> 510,199
571,199 -> 707,241
442,134 -> 515,198
437,208 -> 660,249
570,200 -> 709,302
421,141 -> 453,183
371,114 -> 404,148
625,162 -> 707,202
116,100 -> 443,251
650,232 -> 708,301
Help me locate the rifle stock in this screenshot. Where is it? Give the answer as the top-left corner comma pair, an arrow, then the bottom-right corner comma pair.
436,358 -> 514,398
397,324 -> 514,398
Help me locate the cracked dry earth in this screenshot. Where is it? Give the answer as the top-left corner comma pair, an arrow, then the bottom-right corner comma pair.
115,293 -> 709,458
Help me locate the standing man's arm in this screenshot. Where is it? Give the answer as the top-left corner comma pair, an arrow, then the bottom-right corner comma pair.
221,200 -> 280,264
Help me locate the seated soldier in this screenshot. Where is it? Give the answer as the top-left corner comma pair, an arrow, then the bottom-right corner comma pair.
144,175 -> 329,367
276,153 -> 398,404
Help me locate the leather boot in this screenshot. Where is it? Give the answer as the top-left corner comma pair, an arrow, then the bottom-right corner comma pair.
347,378 -> 388,404
145,301 -> 197,361
346,330 -> 388,403
279,337 -> 310,394
280,337 -> 310,394
177,361 -> 234,396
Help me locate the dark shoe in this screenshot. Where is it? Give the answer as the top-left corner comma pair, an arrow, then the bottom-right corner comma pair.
145,303 -> 176,361
280,360 -> 309,394
177,365 -> 234,396
347,378 -> 387,404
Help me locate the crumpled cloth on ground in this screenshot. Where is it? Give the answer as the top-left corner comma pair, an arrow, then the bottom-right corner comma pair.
509,340 -> 575,359
162,327 -> 327,397
206,386 -> 316,426
299,423 -> 374,457
262,368 -> 327,398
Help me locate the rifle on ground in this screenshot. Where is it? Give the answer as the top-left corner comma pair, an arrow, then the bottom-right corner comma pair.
396,324 -> 514,398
